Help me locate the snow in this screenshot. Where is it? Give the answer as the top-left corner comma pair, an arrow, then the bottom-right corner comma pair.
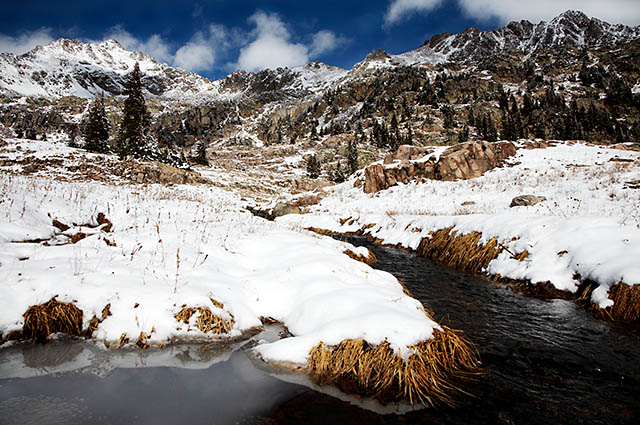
279,142 -> 640,307
0,138 -> 438,366
0,38 -> 226,102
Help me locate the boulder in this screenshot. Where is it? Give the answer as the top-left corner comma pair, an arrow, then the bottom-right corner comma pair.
435,141 -> 517,181
362,140 -> 517,193
363,160 -> 435,194
272,202 -> 303,218
509,195 -> 547,207
383,145 -> 429,164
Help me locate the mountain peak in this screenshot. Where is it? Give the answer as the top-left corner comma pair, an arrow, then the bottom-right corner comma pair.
405,10 -> 640,66
0,38 -> 221,100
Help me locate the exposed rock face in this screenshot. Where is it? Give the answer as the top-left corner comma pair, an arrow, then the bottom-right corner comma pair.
127,162 -> 211,185
383,145 -> 429,164
364,161 -> 434,194
510,195 -> 547,207
417,10 -> 640,65
364,141 -> 517,193
272,202 -> 303,218
434,141 -> 517,181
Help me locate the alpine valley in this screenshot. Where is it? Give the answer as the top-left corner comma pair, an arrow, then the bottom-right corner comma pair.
1,10 -> 640,421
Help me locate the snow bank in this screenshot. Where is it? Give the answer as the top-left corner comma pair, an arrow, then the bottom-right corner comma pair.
0,171 -> 438,366
279,142 -> 640,309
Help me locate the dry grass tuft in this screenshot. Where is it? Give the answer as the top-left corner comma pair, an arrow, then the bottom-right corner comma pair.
135,332 -> 151,349
306,227 -> 335,236
175,299 -> 235,334
343,248 -> 377,265
23,297 -> 84,343
307,322 -> 479,407
86,303 -> 112,335
605,283 -> 640,322
515,250 -> 530,261
397,280 -> 413,297
417,227 -> 502,274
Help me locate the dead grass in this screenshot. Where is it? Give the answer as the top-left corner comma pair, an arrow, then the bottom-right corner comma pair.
397,280 -> 413,297
343,248 -> 377,265
23,297 -> 84,343
417,227 -> 502,274
306,227 -> 335,236
86,303 -> 112,335
307,323 -> 479,407
175,299 -> 235,334
605,283 -> 640,322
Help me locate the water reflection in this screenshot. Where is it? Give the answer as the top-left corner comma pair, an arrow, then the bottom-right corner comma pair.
0,340 -> 307,425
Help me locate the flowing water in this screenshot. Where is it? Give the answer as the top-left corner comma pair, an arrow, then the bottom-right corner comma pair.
1,235 -> 639,424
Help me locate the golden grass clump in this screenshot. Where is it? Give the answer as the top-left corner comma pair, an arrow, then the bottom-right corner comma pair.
307,324 -> 479,407
604,283 -> 640,322
343,248 -> 377,265
175,299 -> 235,334
417,227 -> 502,274
23,297 -> 84,343
306,227 -> 335,236
397,280 -> 413,297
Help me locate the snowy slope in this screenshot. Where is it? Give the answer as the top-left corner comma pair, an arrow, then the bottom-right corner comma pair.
0,38 -> 226,101
359,11 -> 640,69
0,38 -> 347,104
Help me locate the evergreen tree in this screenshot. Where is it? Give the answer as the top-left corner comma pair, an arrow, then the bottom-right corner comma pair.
346,137 -> 359,175
306,154 -> 321,179
329,162 -> 346,183
442,104 -> 455,130
457,125 -> 470,144
84,94 -> 110,153
116,63 -> 150,158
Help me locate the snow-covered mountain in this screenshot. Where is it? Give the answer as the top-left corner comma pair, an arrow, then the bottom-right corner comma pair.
0,38 -> 228,101
357,10 -> 640,69
0,38 -> 347,103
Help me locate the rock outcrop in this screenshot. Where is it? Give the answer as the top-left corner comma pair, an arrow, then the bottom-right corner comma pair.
510,195 -> 547,207
363,141 -> 517,193
434,141 -> 517,181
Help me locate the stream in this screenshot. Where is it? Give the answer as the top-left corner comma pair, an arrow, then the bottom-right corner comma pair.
1,235 -> 639,424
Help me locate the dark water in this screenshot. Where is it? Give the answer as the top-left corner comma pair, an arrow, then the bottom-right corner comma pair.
1,236 -> 640,424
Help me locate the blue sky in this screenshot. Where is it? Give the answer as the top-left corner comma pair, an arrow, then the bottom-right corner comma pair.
1,1 -> 639,80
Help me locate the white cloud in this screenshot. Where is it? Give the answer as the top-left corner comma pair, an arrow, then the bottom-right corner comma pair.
456,0 -> 640,26
237,11 -> 343,72
174,33 -> 216,72
384,0 -> 640,27
238,11 -> 308,71
384,0 -> 443,26
0,27 -> 55,54
106,24 -> 230,72
309,30 -> 343,58
105,26 -> 173,63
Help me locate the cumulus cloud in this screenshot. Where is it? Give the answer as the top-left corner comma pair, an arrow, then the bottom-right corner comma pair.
106,24 -> 230,72
309,30 -> 344,57
174,25 -> 228,72
0,27 -> 55,54
384,0 -> 640,27
384,0 -> 443,26
105,26 -> 173,63
456,0 -> 640,26
237,11 -> 343,72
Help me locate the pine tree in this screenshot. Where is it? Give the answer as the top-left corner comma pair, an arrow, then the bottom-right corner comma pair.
457,125 -> 470,143
116,63 -> 150,158
84,94 -> 110,153
346,137 -> 359,175
306,154 -> 321,179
